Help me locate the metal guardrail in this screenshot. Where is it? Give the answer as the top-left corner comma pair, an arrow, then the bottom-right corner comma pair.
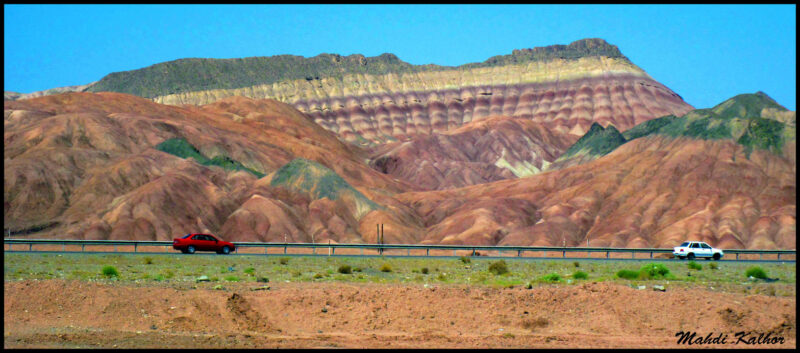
3,239 -> 796,260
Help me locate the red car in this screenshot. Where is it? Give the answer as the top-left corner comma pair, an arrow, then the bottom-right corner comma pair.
173,233 -> 235,254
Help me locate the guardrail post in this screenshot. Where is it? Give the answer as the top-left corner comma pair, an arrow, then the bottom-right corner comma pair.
62,243 -> 65,252
134,243 -> 137,253
82,244 -> 85,252
114,245 -> 117,252
361,247 -> 364,255
777,253 -> 781,260
284,246 -> 287,254
518,250 -> 521,257
499,250 -> 502,256
631,251 -> 634,259
29,243 -> 33,251
426,248 -> 429,256
606,251 -> 609,259
736,253 -> 739,260
453,249 -> 456,256
472,248 -> 476,256
650,252 -> 653,259
407,248 -> 410,256
759,253 -> 762,260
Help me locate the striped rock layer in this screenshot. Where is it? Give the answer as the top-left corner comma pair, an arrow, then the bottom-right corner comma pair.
152,56 -> 693,143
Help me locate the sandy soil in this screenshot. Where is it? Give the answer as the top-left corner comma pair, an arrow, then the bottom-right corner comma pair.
4,279 -> 796,348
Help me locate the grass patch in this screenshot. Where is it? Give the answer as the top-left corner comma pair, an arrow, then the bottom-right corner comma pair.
572,271 -> 589,280
639,263 -> 670,278
224,275 -> 240,282
460,256 -> 471,264
616,269 -> 639,280
244,267 -> 255,275
101,265 -> 119,278
687,261 -> 702,270
709,262 -> 719,270
279,258 -> 289,265
541,273 -> 562,283
143,257 -> 154,265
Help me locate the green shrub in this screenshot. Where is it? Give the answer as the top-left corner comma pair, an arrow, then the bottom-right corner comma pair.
210,276 -> 219,282
687,261 -> 702,270
572,271 -> 589,280
163,269 -> 174,279
573,261 -> 580,268
745,266 -> 768,279
143,257 -> 154,265
709,262 -> 718,270
488,260 -> 509,275
460,256 -> 471,264
541,273 -> 562,282
380,263 -> 392,273
639,263 -> 670,278
244,267 -> 255,275
313,273 -> 325,279
338,265 -> 352,274
279,258 -> 289,265
616,269 -> 640,280
353,267 -> 363,272
224,276 -> 240,282
257,277 -> 269,283
101,266 -> 119,278
421,267 -> 429,274
154,274 -> 165,282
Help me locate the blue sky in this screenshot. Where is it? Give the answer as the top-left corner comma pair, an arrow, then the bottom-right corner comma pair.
4,4 -> 796,110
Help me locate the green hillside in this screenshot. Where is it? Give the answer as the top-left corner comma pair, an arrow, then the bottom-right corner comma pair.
556,122 -> 627,161
155,138 -> 265,178
560,92 -> 794,162
270,158 -> 379,214
86,38 -> 629,98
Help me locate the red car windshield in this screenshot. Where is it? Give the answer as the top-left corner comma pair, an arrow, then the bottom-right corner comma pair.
181,234 -> 193,239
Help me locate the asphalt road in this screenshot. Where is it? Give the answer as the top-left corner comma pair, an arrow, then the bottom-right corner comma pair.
4,249 -> 794,264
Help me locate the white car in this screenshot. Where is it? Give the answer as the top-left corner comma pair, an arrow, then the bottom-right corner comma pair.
673,241 -> 723,260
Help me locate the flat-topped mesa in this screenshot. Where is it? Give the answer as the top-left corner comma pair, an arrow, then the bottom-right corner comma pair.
86,38 -> 694,144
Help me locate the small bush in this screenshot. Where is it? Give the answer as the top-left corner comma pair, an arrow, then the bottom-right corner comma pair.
224,276 -> 240,282
745,266 -> 768,279
573,261 -> 580,267
313,273 -> 325,279
210,276 -> 219,282
421,267 -> 429,274
143,257 -> 154,265
639,263 -> 670,278
101,266 -> 119,278
572,271 -> 589,280
460,256 -> 471,264
380,263 -> 392,273
488,260 -> 509,275
687,261 -> 702,270
244,267 -> 255,275
163,270 -> 174,279
709,262 -> 718,270
353,267 -> 363,272
257,277 -> 269,283
541,273 -> 561,282
154,274 -> 165,282
279,258 -> 289,265
338,265 -> 352,274
616,269 -> 640,280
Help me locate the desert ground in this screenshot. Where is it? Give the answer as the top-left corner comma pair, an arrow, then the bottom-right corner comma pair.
4,253 -> 796,348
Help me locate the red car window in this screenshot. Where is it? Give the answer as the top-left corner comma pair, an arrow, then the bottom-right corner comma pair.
192,235 -> 203,240
207,235 -> 218,241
